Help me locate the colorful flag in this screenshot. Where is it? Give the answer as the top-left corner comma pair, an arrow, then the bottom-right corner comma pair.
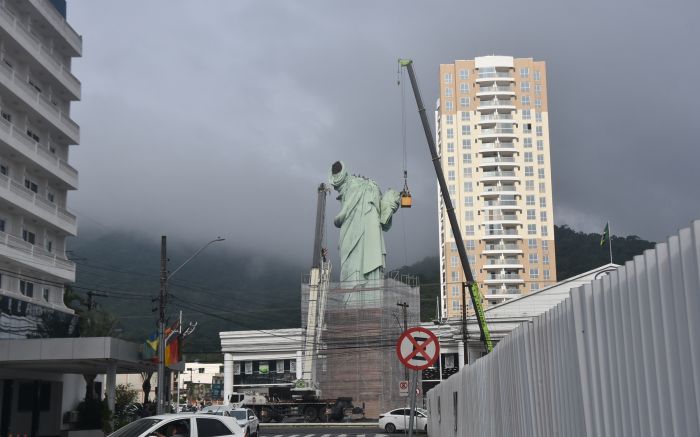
600,222 -> 609,247
143,332 -> 158,362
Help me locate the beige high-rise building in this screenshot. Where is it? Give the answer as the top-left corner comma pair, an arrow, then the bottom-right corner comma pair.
436,56 -> 557,319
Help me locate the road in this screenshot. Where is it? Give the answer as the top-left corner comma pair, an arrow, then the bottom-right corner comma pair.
258,425 -> 421,437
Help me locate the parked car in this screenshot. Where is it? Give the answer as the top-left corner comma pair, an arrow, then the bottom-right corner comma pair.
108,413 -> 245,437
378,407 -> 428,433
199,406 -> 259,437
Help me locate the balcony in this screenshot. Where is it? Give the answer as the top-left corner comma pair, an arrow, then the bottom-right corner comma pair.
478,113 -> 515,125
484,273 -> 524,284
0,117 -> 78,189
482,259 -> 523,269
476,71 -> 514,84
482,199 -> 520,211
0,230 -> 75,281
26,0 -> 82,56
0,61 -> 79,144
477,98 -> 516,111
479,171 -> 518,184
481,229 -> 521,240
478,143 -> 516,154
0,8 -> 80,99
476,85 -> 515,98
480,185 -> 518,197
478,127 -> 517,141
478,157 -> 517,167
482,213 -> 520,225
483,243 -> 522,254
0,173 -> 77,235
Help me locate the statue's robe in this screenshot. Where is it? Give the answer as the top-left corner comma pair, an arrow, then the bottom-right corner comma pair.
331,163 -> 399,284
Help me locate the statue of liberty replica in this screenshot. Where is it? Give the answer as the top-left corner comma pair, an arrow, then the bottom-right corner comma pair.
329,161 -> 401,286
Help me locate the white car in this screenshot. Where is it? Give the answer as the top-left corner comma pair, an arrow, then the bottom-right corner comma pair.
378,407 -> 428,433
108,413 -> 246,437
199,406 -> 259,437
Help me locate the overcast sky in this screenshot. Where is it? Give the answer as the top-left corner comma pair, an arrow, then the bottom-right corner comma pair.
66,0 -> 700,266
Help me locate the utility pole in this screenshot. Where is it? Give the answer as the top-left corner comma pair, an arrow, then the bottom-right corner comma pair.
397,302 -> 409,380
157,236 -> 167,414
461,283 -> 469,365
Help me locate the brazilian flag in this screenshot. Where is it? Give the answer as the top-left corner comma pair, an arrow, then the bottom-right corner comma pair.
600,223 -> 609,247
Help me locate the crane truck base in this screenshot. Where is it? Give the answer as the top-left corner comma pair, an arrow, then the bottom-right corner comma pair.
229,392 -> 358,423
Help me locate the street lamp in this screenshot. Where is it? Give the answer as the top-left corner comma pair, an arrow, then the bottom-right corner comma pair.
156,237 -> 225,414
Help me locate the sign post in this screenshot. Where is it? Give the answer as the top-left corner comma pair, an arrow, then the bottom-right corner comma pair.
396,327 -> 440,437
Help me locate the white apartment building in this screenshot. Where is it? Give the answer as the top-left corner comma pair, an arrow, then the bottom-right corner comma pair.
437,56 -> 557,319
0,0 -> 81,337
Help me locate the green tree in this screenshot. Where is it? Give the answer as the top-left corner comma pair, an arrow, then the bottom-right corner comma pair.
114,383 -> 139,429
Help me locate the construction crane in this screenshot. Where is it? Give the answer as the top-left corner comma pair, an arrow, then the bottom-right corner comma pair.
398,59 -> 493,354
300,183 -> 331,394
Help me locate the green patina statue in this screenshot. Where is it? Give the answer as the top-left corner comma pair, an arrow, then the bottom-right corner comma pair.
330,161 -> 400,285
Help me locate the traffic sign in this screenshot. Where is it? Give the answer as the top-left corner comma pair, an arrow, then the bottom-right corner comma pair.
396,326 -> 440,371
399,380 -> 409,397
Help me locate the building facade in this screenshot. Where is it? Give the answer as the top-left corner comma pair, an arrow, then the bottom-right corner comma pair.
437,56 -> 557,319
0,0 -> 80,337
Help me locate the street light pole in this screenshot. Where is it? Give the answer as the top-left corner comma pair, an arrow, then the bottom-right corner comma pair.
156,236 -> 225,414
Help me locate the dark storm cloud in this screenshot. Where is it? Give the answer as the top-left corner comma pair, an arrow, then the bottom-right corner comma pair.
68,0 -> 700,265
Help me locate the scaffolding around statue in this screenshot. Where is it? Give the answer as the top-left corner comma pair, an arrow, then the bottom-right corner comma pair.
301,272 -> 420,418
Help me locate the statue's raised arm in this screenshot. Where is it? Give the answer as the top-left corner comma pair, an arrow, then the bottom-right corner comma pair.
329,161 -> 400,285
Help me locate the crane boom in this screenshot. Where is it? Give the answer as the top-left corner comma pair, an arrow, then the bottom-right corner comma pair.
399,59 -> 493,354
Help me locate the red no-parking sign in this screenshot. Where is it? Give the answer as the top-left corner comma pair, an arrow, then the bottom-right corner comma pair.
396,326 -> 440,371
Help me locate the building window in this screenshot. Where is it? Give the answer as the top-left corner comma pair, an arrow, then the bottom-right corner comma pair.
459,69 -> 468,80
537,140 -> 544,151
535,99 -> 542,108
527,224 -> 537,235
448,170 -> 455,181
465,225 -> 474,236
465,210 -> 473,221
46,240 -> 53,252
462,153 -> 471,164
462,139 -> 471,149
452,300 -> 460,311
539,183 -> 546,193
459,97 -> 469,108
47,192 -> 55,203
451,285 -> 459,297
445,87 -> 453,97
540,211 -> 548,222
525,166 -> 534,177
522,109 -> 531,120
537,154 -> 545,165
445,114 -> 454,125
520,67 -> 529,78
541,226 -> 549,236
0,165 -> 8,176
536,126 -> 543,136
463,167 -> 472,178
445,100 -> 453,110
22,230 -> 36,245
20,280 -> 34,298
276,360 -> 285,373
535,84 -> 542,95
527,209 -> 536,220
461,111 -> 470,121
528,239 -> 537,249
526,180 -> 535,191
1,111 -> 11,122
245,362 -> 253,374
533,70 -> 541,81
447,142 -> 454,153
26,129 -> 40,143
468,254 -> 475,264
447,156 -> 455,166
544,269 -> 551,280
529,253 -> 538,264
522,95 -> 530,106
543,254 -> 550,265
461,125 -> 470,135
542,240 -> 549,250
530,268 -> 539,279
24,179 -> 38,193
464,181 -> 472,192
464,196 -> 473,207
535,112 -> 542,122
466,240 -> 475,250
523,123 -> 532,134
460,83 -> 469,94
538,168 -> 545,179
451,242 -> 458,252
520,82 -> 530,92
0,219 -> 5,232
524,152 -> 533,163
523,137 -> 532,148
198,368 -> 205,374
448,185 -> 455,195
444,72 -> 453,84
451,271 -> 460,282
234,363 -> 241,375
451,256 -> 458,268
526,195 -> 535,206
446,128 -> 454,139
531,283 -> 539,292
43,288 -> 50,301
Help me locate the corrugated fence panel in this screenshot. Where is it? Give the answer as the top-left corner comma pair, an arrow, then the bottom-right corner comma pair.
426,220 -> 700,437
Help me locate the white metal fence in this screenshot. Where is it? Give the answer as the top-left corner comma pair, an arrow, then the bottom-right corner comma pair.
427,219 -> 700,436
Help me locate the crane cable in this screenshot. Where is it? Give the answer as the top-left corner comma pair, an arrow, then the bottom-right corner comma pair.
397,64 -> 409,266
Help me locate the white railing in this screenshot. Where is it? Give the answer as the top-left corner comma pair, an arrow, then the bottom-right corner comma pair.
478,99 -> 515,108
477,71 -> 513,79
485,244 -> 520,251
0,115 -> 79,185
480,114 -> 514,122
479,143 -> 515,150
0,230 -> 75,273
478,85 -> 514,93
481,171 -> 517,178
427,219 -> 700,437
0,8 -> 80,96
484,200 -> 518,206
0,174 -> 77,227
480,157 -> 516,164
0,54 -> 79,141
27,0 -> 82,52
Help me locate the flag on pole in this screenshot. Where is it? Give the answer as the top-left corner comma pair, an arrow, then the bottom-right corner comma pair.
600,222 -> 609,247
